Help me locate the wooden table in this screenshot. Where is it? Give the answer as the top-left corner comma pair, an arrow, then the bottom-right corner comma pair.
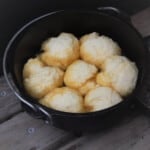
0,7 -> 150,150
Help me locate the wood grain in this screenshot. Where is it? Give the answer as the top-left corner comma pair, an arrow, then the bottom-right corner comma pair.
0,77 -> 22,123
59,112 -> 150,150
0,112 -> 75,150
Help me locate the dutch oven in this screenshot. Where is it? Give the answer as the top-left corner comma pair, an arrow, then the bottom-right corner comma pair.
3,7 -> 150,133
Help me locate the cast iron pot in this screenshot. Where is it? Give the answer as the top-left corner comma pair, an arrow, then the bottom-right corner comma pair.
3,7 -> 150,133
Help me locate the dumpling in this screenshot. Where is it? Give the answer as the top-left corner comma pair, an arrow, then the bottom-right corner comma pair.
78,78 -> 98,96
40,87 -> 84,113
23,57 -> 64,99
96,56 -> 138,96
64,60 -> 98,89
23,57 -> 44,78
80,32 -> 121,67
84,86 -> 122,112
40,33 -> 79,70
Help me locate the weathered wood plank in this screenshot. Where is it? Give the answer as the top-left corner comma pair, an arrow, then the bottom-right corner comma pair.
132,7 -> 150,37
60,112 -> 150,150
0,112 -> 75,150
0,77 -> 22,122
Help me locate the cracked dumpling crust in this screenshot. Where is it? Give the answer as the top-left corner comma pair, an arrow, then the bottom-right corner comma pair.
64,60 -> 98,89
23,57 -> 64,99
80,32 -> 121,67
40,33 -> 79,69
96,56 -> 138,96
84,86 -> 122,112
40,87 -> 84,113
78,78 -> 98,96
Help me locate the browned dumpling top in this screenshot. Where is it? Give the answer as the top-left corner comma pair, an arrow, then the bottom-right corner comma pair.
23,57 -> 64,99
80,32 -> 121,67
40,87 -> 84,113
40,33 -> 79,70
96,56 -> 138,96
64,60 -> 98,89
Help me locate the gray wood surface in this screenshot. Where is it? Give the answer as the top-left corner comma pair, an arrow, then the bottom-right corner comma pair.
0,6 -> 150,150
60,112 -> 150,150
0,112 -> 75,150
0,77 -> 21,123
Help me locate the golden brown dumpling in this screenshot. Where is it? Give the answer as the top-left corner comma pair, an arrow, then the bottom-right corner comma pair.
80,32 -> 121,67
64,60 -> 98,89
23,57 -> 64,99
40,33 -> 79,70
40,87 -> 84,113
96,56 -> 138,96
84,86 -> 122,112
78,78 -> 98,96
23,57 -> 44,78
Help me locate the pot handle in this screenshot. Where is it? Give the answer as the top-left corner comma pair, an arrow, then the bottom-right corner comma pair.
21,99 -> 53,125
37,105 -> 53,125
97,6 -> 131,23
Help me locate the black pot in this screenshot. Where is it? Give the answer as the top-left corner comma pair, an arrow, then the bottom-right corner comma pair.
3,7 -> 150,133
